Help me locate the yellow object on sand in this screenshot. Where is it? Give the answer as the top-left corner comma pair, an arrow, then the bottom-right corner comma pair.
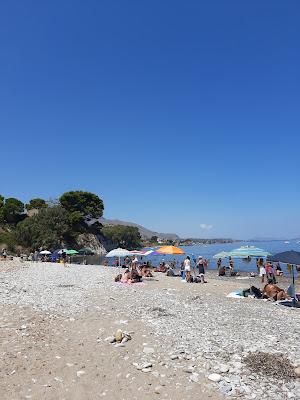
156,245 -> 185,255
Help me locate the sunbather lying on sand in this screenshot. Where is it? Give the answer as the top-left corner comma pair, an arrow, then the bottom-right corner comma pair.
262,284 -> 290,301
114,269 -> 135,284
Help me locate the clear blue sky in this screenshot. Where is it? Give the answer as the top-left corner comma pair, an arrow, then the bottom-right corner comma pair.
1,1 -> 299,239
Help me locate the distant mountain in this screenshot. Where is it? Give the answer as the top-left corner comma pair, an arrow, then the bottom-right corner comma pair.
99,217 -> 180,240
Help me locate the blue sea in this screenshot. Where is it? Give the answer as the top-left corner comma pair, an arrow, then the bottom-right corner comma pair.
146,241 -> 300,275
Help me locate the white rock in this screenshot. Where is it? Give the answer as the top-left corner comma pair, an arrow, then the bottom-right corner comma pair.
154,385 -> 162,394
190,375 -> 199,383
143,347 -> 154,354
208,373 -> 221,383
76,370 -> 85,377
219,364 -> 230,373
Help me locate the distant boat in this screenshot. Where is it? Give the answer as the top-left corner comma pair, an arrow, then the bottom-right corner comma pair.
284,241 -> 290,244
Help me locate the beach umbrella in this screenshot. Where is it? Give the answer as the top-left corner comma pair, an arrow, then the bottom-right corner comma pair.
105,248 -> 131,267
267,250 -> 300,265
78,247 -> 95,255
213,251 -> 230,259
40,250 -> 52,255
267,250 -> 300,307
156,245 -> 185,255
66,249 -> 79,255
228,246 -> 271,258
58,249 -> 68,254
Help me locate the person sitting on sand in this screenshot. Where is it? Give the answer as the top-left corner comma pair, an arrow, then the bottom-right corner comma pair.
140,263 -> 153,278
275,262 -> 283,276
262,284 -> 290,301
155,261 -> 167,273
130,268 -> 142,282
120,269 -> 134,284
219,266 -> 226,276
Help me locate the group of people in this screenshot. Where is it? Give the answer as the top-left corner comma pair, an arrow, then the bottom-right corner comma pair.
216,256 -> 239,277
256,258 -> 283,284
114,261 -> 153,283
182,255 -> 208,283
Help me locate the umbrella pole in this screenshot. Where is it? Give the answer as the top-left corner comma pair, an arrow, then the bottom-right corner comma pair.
292,265 -> 296,307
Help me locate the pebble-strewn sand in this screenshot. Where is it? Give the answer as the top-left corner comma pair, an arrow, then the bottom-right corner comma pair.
0,260 -> 299,400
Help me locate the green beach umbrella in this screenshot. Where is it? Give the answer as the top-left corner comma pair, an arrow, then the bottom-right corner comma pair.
66,249 -> 79,255
78,247 -> 95,255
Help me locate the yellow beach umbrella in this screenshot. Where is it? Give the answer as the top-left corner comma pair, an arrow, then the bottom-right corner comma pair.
156,245 -> 185,255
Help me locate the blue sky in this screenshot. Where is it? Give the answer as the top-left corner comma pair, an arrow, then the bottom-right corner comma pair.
0,1 -> 299,239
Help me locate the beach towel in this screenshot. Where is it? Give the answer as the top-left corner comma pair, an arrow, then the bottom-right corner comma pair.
115,281 -> 146,286
226,291 -> 245,298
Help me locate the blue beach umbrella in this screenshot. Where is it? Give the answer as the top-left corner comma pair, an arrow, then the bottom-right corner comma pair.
227,246 -> 271,258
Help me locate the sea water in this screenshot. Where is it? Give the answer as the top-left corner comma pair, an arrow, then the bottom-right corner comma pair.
146,241 -> 300,275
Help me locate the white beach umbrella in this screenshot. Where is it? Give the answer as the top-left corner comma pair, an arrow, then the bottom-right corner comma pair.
105,248 -> 131,267
58,249 -> 67,254
40,250 -> 52,255
213,251 -> 230,259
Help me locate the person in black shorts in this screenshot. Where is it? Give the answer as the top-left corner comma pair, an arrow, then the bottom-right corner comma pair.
61,250 -> 67,267
196,256 -> 207,283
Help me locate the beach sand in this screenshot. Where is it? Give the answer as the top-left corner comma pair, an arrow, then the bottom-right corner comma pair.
0,260 -> 299,400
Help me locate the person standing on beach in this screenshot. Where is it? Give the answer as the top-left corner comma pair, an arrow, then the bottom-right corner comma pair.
266,261 -> 276,284
61,250 -> 67,267
256,258 -> 260,274
259,258 -> 266,283
183,256 -> 191,282
196,256 -> 207,283
217,258 -> 222,271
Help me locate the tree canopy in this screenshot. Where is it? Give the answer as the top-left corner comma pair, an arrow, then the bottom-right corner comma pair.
0,190 -> 107,252
59,191 -> 104,229
102,225 -> 142,250
26,198 -> 48,210
14,206 -> 73,250
1,198 -> 25,225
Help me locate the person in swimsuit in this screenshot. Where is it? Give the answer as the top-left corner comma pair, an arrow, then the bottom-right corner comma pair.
183,256 -> 191,282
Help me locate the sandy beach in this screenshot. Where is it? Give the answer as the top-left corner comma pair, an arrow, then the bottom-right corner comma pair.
0,260 -> 299,400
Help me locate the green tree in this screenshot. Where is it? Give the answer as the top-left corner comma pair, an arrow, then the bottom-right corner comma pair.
2,198 -> 25,225
59,191 -> 104,229
0,195 -> 4,224
26,198 -> 48,210
0,231 -> 16,252
150,235 -> 158,243
14,206 -> 74,250
102,225 -> 141,250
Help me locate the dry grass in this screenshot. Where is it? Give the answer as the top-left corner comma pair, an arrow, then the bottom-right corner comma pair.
244,352 -> 297,380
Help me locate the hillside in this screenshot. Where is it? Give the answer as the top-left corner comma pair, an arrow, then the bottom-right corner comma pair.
99,217 -> 179,240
